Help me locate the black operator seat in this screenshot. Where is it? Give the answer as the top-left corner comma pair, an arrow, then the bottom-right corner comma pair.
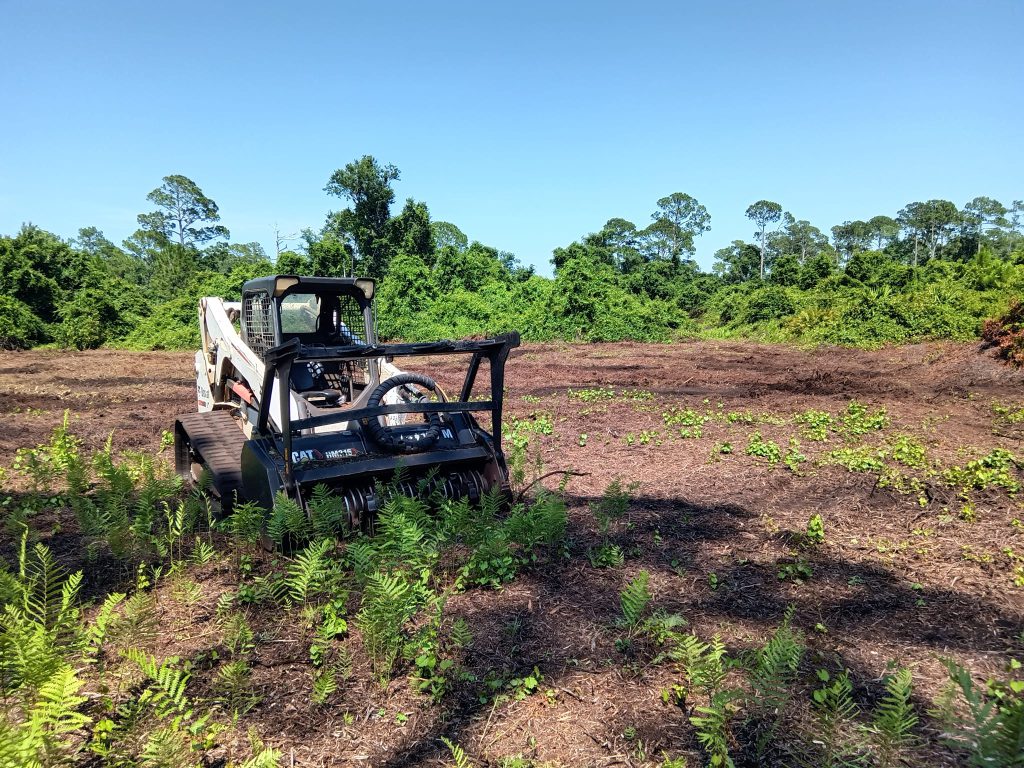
288,292 -> 345,407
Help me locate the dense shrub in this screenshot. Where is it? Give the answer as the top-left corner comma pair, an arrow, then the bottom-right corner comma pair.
742,286 -> 797,324
0,295 -> 47,349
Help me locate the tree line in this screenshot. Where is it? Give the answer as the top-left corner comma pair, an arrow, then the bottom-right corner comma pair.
1,156 -> 1022,350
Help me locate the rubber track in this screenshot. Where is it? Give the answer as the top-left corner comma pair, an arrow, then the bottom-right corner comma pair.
177,411 -> 248,505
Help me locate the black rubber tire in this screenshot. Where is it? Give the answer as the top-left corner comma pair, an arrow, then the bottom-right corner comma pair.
364,373 -> 443,453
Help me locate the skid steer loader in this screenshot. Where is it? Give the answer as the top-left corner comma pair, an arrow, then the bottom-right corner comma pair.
173,274 -> 518,529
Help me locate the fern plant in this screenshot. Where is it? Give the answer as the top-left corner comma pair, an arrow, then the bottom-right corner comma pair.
124,649 -> 191,720
120,648 -> 219,760
935,658 -> 1024,767
311,663 -> 339,705
504,491 -> 568,553
284,539 -> 334,605
374,495 -> 438,577
357,570 -> 419,682
620,570 -> 652,628
690,688 -> 741,768
308,483 -> 349,538
227,501 -> 267,548
867,667 -> 917,767
83,591 -> 126,668
220,611 -> 256,658
675,634 -> 741,768
811,669 -> 865,768
0,536 -> 83,696
440,736 -> 474,768
215,660 -> 259,717
746,607 -> 805,754
268,492 -> 313,548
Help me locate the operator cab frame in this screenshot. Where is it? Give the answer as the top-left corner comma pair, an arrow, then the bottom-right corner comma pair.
240,275 -> 379,410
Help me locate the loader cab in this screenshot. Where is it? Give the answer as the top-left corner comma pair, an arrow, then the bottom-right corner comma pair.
240,275 -> 377,354
240,275 -> 379,410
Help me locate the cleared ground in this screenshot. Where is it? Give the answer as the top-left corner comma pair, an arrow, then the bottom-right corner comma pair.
1,341 -> 1023,766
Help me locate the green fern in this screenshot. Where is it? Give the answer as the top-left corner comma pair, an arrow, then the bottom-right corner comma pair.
357,570 -> 419,682
935,658 -> 1024,768
124,649 -> 191,720
311,664 -> 339,705
20,538 -> 82,636
811,669 -> 864,768
867,667 -> 917,766
505,492 -> 568,552
438,498 -> 473,540
374,495 -> 438,576
7,664 -> 92,766
268,492 -> 312,548
440,736 -> 474,768
107,590 -> 159,650
450,618 -> 473,649
284,539 -> 334,605
215,660 -> 259,716
190,537 -> 216,565
220,611 -> 256,658
83,592 -> 126,663
308,484 -> 348,538
0,538 -> 84,696
673,633 -> 741,768
238,742 -> 283,768
747,607 -> 805,752
227,501 -> 267,547
690,687 -> 741,768
139,725 -> 197,768
345,538 -> 379,585
620,570 -> 652,628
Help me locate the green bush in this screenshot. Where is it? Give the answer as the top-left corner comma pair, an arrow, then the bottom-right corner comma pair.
742,286 -> 796,323
0,295 -> 46,349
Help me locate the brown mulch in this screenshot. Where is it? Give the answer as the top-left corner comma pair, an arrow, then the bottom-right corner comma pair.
1,340 -> 1023,767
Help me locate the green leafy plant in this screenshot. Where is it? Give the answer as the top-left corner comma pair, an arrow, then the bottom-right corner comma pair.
214,659 -> 259,716
568,386 -> 615,402
784,437 -> 807,473
746,432 -> 781,464
441,736 -> 475,768
620,570 -> 652,628
284,538 -> 334,605
811,669 -> 863,768
827,446 -> 886,473
795,409 -> 835,441
868,667 -> 918,767
356,570 -> 419,682
805,514 -> 825,546
777,556 -> 812,583
934,658 -> 1024,767
888,435 -> 928,469
745,607 -> 805,755
840,401 -> 890,436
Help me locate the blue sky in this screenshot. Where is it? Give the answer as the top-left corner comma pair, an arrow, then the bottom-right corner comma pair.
1,1 -> 1021,275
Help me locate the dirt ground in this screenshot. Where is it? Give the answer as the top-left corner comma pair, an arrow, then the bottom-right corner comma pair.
2,340 -> 1023,767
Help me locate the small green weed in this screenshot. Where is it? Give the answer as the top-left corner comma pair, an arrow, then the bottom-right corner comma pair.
827,446 -> 886,473
840,400 -> 890,436
795,409 -> 834,441
568,387 -> 616,402
746,432 -> 781,464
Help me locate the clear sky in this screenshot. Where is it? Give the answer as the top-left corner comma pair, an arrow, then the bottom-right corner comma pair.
1,1 -> 1021,275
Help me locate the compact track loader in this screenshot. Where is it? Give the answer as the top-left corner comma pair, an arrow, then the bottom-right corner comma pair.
174,275 -> 518,528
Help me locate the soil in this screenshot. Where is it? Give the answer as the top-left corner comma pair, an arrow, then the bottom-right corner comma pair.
1,340 -> 1023,767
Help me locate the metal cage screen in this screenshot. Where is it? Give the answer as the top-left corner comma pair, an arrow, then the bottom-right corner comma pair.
243,292 -> 276,357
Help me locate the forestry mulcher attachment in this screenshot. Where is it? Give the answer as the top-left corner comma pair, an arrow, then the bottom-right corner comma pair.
174,275 -> 518,528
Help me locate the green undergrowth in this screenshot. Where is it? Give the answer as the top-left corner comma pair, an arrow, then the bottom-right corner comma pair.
0,415 -> 569,765
4,411 -> 1024,767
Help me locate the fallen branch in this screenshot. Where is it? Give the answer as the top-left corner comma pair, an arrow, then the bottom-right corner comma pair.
513,470 -> 590,504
